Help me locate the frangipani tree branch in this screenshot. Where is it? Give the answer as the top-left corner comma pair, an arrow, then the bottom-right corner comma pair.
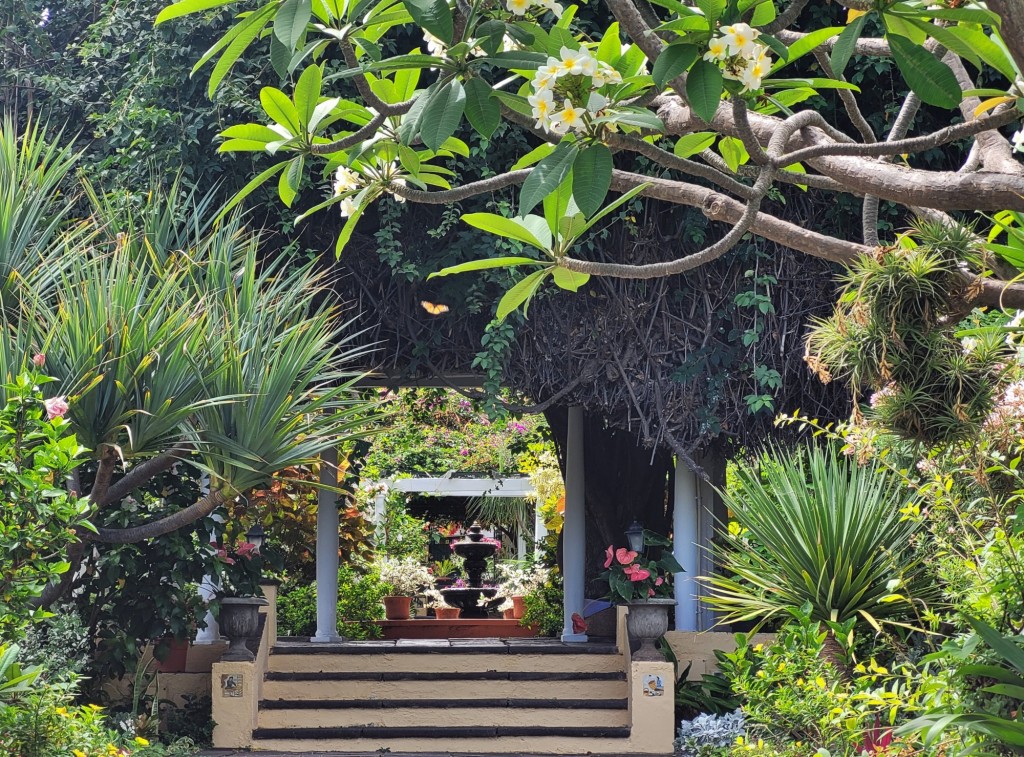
92,489 -> 227,544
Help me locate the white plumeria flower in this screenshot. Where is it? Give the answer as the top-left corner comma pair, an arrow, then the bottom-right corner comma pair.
339,197 -> 358,217
538,0 -> 564,17
333,166 -> 361,195
501,34 -> 519,52
1013,128 -> 1024,154
529,88 -> 555,128
557,45 -> 594,76
739,46 -> 772,92
533,65 -> 560,92
720,23 -> 759,58
506,0 -> 531,15
423,30 -> 446,57
592,62 -> 623,86
549,98 -> 586,134
586,91 -> 609,113
704,36 -> 729,62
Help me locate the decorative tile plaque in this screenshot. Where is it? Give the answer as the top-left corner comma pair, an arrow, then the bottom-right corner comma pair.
221,673 -> 243,697
642,673 -> 664,697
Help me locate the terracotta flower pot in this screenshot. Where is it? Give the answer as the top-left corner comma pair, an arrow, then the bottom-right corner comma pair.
511,595 -> 526,619
502,608 -> 516,620
626,599 -> 676,661
219,596 -> 269,662
382,595 -> 412,620
435,606 -> 461,620
155,637 -> 189,673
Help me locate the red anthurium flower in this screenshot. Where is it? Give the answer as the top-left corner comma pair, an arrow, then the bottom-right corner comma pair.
236,542 -> 258,559
604,545 -> 615,569
616,547 -> 638,565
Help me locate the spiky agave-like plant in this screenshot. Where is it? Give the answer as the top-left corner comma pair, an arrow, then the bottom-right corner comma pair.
806,220 -> 1008,445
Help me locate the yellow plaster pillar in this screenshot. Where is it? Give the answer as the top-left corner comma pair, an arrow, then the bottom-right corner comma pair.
628,659 -> 675,754
211,660 -> 258,749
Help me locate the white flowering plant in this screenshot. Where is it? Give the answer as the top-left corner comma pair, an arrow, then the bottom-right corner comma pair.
377,556 -> 433,597
495,562 -> 549,596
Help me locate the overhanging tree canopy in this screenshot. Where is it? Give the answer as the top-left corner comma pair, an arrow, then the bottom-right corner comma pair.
159,0 -> 1024,313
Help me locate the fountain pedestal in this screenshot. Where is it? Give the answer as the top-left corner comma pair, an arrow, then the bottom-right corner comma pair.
440,522 -> 503,619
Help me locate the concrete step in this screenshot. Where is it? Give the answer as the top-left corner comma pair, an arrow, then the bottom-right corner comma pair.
250,726 -> 633,754
257,699 -> 629,729
267,651 -> 624,674
261,672 -> 627,702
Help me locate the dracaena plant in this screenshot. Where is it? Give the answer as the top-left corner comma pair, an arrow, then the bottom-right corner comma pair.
705,444 -> 937,633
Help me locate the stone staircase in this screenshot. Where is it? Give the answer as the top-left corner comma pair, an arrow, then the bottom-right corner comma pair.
251,639 -> 633,753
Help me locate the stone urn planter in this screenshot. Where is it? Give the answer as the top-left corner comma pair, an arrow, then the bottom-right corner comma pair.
626,598 -> 676,661
435,606 -> 461,620
219,597 -> 268,662
382,595 -> 412,620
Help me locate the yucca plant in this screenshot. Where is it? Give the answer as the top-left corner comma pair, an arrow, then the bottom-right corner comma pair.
705,444 -> 936,636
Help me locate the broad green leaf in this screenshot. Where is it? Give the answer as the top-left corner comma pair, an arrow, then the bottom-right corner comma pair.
887,34 -> 961,109
718,137 -> 748,173
763,77 -> 860,90
308,97 -> 341,133
219,124 -> 285,143
883,13 -> 927,44
951,27 -> 1017,81
335,198 -> 368,257
404,0 -> 453,42
694,0 -> 725,27
904,19 -> 980,69
552,267 -> 590,292
496,269 -> 549,321
278,155 -> 304,207
543,176 -> 574,238
464,78 -> 501,138
520,141 -> 580,215
397,91 -> 428,146
830,15 -> 866,76
777,26 -> 842,71
686,59 -> 724,123
274,0 -> 312,50
598,109 -> 665,130
429,256 -> 545,279
572,182 -> 650,239
597,22 -> 623,64
206,4 -> 277,97
261,87 -> 302,134
674,131 -> 716,158
216,162 -> 289,222
293,64 -> 323,129
420,79 -> 466,151
651,43 -> 698,88
462,213 -> 550,251
270,34 -> 292,78
480,51 -> 550,70
512,143 -> 555,170
749,0 -> 775,26
155,0 -> 240,24
572,143 -> 613,217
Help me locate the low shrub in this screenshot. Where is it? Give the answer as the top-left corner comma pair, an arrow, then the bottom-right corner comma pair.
520,582 -> 563,637
277,564 -> 388,639
675,710 -> 745,756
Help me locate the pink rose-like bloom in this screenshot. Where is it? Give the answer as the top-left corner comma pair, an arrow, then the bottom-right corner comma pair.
604,545 -> 615,569
616,547 -> 638,565
31,353 -> 45,367
44,396 -> 69,420
236,542 -> 258,559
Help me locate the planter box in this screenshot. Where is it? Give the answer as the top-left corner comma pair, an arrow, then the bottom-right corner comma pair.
376,618 -> 539,639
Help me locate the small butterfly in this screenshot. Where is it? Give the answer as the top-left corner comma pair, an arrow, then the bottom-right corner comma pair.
571,612 -> 588,634
421,301 -> 450,315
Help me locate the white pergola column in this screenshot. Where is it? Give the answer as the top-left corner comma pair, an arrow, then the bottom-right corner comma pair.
673,458 -> 701,632
534,502 -> 548,558
312,447 -> 343,643
561,406 -> 587,643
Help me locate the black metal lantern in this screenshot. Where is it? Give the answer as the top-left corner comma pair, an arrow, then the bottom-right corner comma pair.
625,520 -> 645,553
245,523 -> 266,550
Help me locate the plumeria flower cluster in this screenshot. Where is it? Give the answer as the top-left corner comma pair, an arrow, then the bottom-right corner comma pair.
332,159 -> 407,216
506,0 -> 564,19
529,46 -> 622,135
704,22 -> 772,93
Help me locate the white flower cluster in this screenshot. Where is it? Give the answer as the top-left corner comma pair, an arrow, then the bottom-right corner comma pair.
529,46 -> 622,135
332,160 -> 407,216
506,0 -> 563,18
703,22 -> 772,93
495,562 -> 549,596
378,556 -> 433,596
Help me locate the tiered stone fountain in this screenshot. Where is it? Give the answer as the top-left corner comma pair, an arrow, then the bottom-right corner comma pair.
441,522 -> 501,619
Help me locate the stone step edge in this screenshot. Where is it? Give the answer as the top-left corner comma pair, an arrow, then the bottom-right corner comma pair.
259,697 -> 629,711
251,725 -> 632,740
270,644 -> 619,656
264,671 -> 626,682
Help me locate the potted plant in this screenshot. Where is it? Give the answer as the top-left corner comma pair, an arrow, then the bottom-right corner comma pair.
214,538 -> 278,662
378,556 -> 432,620
496,562 -> 549,619
424,588 -> 461,620
599,530 -> 682,660
497,598 -> 516,619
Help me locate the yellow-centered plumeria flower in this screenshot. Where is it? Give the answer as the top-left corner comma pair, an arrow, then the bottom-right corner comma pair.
549,99 -> 585,135
557,45 -> 597,76
704,37 -> 728,62
720,23 -> 759,57
506,0 -> 531,14
529,89 -> 555,128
